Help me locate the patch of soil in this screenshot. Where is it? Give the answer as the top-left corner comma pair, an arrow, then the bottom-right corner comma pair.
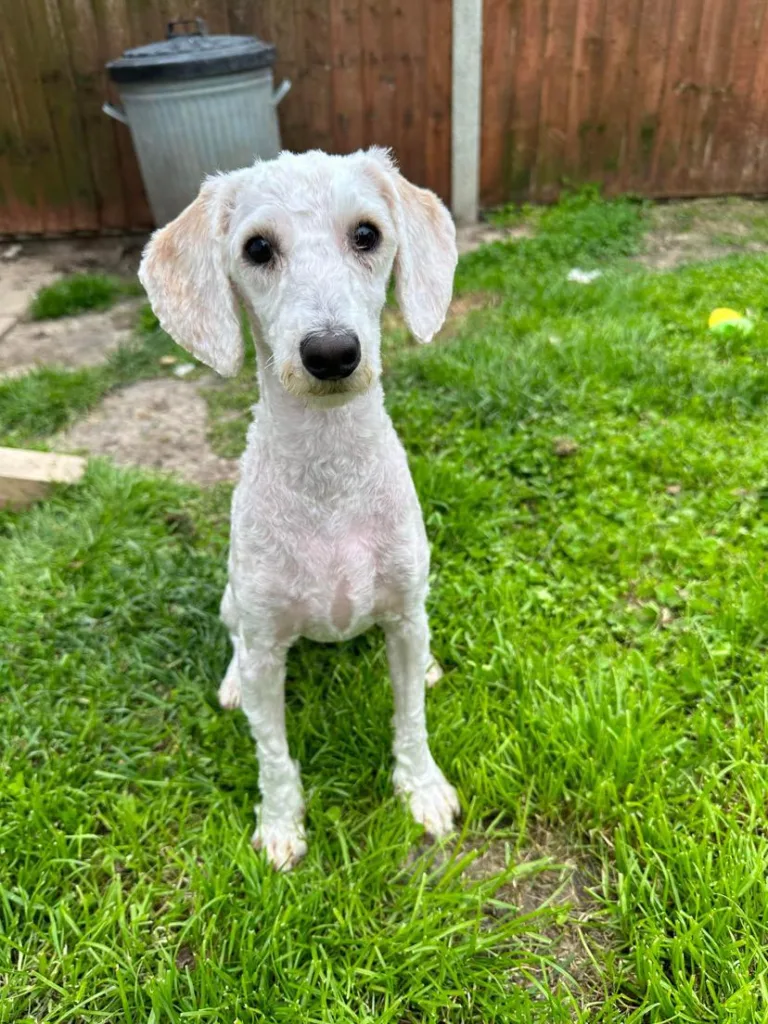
463,827 -> 610,997
406,825 -> 613,1002
0,256 -> 60,332
440,291 -> 501,341
473,831 -> 610,974
382,291 -> 499,341
456,221 -> 534,255
4,235 -> 147,277
0,299 -> 145,378
638,197 -> 768,269
448,291 -> 498,320
1,236 -> 146,343
57,378 -> 239,487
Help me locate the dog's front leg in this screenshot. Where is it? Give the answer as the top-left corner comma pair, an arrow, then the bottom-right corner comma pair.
384,610 -> 459,837
238,633 -> 306,870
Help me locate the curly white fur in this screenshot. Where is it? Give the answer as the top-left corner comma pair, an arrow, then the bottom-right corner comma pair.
140,148 -> 459,870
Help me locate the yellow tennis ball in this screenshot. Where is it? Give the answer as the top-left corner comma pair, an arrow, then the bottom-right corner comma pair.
708,307 -> 754,338
708,307 -> 742,329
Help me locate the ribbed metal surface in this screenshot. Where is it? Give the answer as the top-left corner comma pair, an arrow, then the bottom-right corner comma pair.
118,70 -> 282,225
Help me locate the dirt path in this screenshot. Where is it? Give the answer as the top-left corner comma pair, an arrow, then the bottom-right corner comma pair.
0,300 -> 145,378
56,378 -> 238,487
638,197 -> 768,269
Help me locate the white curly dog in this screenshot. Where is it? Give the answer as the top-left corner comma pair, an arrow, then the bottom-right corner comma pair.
139,147 -> 459,870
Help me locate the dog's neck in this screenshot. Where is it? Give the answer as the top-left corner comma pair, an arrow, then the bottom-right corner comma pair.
251,335 -> 391,469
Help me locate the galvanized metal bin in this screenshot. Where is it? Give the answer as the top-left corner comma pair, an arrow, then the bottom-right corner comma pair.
104,19 -> 290,226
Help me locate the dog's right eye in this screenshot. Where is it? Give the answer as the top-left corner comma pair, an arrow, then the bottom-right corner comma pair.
244,236 -> 273,265
352,222 -> 380,252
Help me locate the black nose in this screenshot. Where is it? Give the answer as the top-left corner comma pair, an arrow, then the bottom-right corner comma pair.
300,330 -> 361,381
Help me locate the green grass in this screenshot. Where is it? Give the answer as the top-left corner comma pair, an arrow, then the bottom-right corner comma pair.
4,191 -> 768,1021
29,273 -> 144,320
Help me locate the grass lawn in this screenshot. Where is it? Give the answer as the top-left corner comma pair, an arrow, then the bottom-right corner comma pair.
29,274 -> 144,321
4,192 -> 768,1022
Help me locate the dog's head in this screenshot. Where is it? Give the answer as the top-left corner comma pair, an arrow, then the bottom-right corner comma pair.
139,148 -> 457,405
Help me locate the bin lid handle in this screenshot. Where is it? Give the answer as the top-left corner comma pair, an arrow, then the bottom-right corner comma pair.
166,18 -> 208,39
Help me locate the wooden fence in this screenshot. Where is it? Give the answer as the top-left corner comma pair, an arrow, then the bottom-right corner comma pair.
1,0 -> 767,235
482,0 -> 768,204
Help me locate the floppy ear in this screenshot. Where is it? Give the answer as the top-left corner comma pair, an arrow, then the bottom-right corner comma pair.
367,148 -> 457,343
138,175 -> 243,377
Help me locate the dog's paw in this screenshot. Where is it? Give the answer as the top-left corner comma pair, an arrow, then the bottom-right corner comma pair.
395,766 -> 460,838
425,657 -> 444,688
252,816 -> 307,871
217,663 -> 241,710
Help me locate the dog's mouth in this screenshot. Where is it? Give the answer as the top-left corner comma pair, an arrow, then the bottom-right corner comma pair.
279,363 -> 377,402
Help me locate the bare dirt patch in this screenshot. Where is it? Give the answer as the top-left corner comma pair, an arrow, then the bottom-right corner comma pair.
382,291 -> 499,343
0,236 -> 145,339
0,299 -> 145,378
56,378 -> 239,487
639,197 -> 768,269
440,292 -> 501,342
464,827 -> 610,999
457,221 -> 534,255
404,825 -> 613,1003
0,257 -> 60,337
4,235 -> 146,278
447,291 -> 498,320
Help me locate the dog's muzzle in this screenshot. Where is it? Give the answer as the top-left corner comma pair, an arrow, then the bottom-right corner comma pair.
300,330 -> 361,381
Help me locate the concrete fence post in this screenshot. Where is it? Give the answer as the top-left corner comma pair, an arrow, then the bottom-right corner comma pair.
451,0 -> 483,224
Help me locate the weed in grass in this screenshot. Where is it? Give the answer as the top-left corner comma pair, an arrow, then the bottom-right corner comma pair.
29,272 -> 144,320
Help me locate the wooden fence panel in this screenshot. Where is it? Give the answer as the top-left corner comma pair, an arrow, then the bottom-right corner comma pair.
0,0 -> 450,234
0,0 -> 67,234
424,0 -> 452,203
481,0 -> 768,204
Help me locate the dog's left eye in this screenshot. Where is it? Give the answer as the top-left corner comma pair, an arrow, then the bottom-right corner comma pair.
244,236 -> 273,265
352,222 -> 380,252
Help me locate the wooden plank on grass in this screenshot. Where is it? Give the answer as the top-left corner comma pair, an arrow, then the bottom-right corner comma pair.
0,447 -> 86,510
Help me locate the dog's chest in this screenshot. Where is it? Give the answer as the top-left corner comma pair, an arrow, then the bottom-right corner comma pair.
292,527 -> 380,641
280,513 -> 426,642
233,423 -> 428,642
235,509 -> 425,643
